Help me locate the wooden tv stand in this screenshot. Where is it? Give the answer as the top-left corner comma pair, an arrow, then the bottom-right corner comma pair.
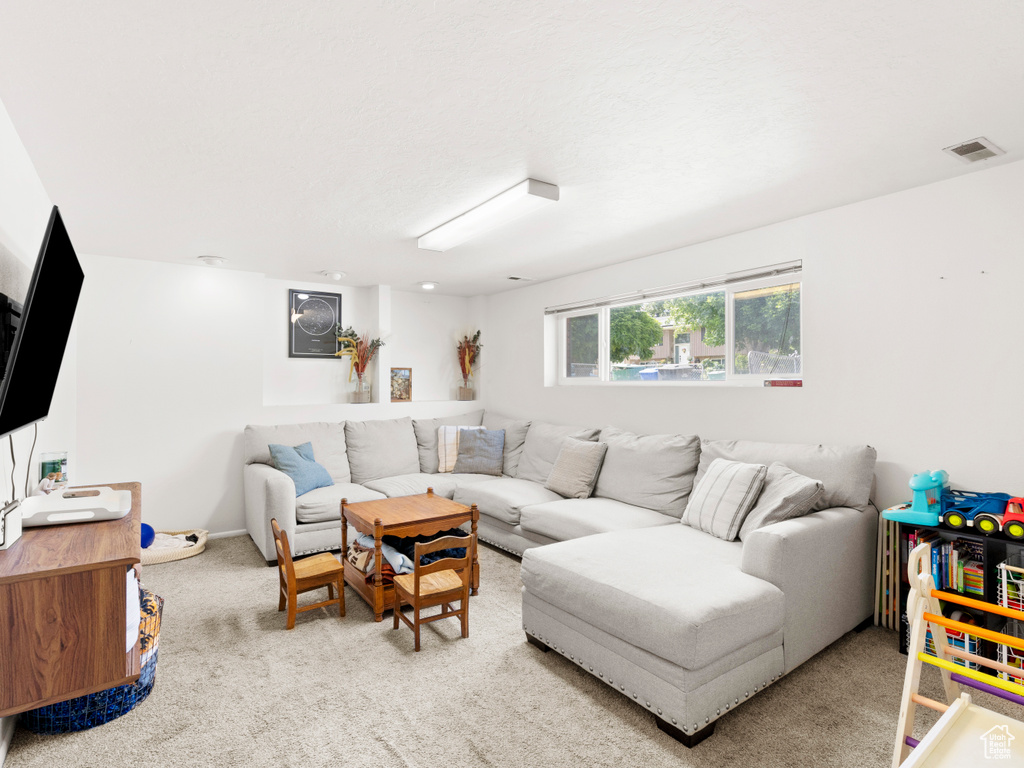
0,482 -> 142,717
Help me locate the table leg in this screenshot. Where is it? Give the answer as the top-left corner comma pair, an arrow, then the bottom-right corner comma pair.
373,518 -> 384,622
470,504 -> 480,595
340,503 -> 348,586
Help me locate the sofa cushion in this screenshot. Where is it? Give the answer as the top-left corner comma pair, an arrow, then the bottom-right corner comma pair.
520,498 -> 677,541
413,411 -> 484,473
244,422 -> 350,482
452,478 -> 563,526
594,427 -> 700,517
344,417 -> 421,484
516,422 -> 600,485
695,439 -> 876,512
295,483 -> 387,523
268,442 -> 334,497
452,429 -> 505,476
544,438 -> 608,499
362,473 -> 459,499
450,473 -> 505,489
482,412 -> 532,477
739,462 -> 825,540
521,526 -> 785,670
682,458 -> 767,541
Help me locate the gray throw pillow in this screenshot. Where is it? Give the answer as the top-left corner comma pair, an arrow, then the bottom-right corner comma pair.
482,411 -> 531,476
545,439 -> 609,499
516,422 -> 601,484
452,429 -> 506,476
738,462 -> 825,540
682,458 -> 767,541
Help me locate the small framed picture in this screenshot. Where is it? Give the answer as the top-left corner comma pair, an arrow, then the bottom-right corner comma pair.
289,289 -> 342,358
390,367 -> 412,402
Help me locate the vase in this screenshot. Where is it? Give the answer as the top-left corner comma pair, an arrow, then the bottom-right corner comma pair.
351,376 -> 372,403
457,381 -> 475,401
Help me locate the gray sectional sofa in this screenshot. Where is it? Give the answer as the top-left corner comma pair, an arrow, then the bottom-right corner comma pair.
243,410 -> 878,747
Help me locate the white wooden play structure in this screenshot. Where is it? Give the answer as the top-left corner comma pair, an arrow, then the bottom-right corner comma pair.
893,542 -> 1024,766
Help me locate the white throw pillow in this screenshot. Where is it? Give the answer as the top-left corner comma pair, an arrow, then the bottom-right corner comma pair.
682,458 -> 767,541
437,425 -> 484,473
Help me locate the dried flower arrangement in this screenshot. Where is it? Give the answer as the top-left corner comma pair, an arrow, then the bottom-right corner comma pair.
457,330 -> 482,388
336,325 -> 384,394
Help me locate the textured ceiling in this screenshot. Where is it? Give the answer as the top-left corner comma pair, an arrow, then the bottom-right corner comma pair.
0,1 -> 1022,296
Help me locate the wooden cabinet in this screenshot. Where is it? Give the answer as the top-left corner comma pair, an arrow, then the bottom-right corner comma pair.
0,482 -> 141,717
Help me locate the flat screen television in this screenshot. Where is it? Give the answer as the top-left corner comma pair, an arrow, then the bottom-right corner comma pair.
0,206 -> 84,439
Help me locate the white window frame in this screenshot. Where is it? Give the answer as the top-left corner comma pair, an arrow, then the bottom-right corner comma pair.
552,267 -> 802,388
557,307 -> 607,386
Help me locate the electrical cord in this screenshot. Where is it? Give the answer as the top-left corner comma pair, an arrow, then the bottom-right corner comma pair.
8,435 -> 15,505
25,422 -> 37,498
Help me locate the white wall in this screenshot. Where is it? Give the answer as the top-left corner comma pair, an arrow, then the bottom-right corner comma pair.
0,98 -> 71,768
390,290 -> 477,402
73,256 -> 480,535
482,159 -> 1024,510
262,279 -> 362,405
0,103 -> 78,506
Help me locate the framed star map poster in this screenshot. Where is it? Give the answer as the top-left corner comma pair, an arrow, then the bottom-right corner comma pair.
288,289 -> 341,358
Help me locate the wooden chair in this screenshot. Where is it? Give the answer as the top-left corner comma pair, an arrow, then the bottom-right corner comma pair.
271,518 -> 345,630
393,533 -> 475,651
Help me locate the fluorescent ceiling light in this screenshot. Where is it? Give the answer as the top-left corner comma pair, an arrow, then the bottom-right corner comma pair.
418,179 -> 559,252
418,281 -> 437,290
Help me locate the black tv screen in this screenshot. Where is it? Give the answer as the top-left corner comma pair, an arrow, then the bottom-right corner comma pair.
0,206 -> 84,439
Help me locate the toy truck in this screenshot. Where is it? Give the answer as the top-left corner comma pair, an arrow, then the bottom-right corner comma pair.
940,489 -> 1012,535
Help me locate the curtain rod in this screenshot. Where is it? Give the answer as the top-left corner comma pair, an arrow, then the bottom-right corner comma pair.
543,260 -> 802,315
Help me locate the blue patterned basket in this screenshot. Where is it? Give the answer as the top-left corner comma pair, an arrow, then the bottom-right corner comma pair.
19,589 -> 163,734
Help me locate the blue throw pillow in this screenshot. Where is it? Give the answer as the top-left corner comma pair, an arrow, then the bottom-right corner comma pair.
268,442 -> 334,497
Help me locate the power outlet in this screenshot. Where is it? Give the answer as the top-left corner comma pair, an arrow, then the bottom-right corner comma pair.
0,501 -> 21,550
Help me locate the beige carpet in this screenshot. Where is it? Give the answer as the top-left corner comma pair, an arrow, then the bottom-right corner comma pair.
6,535 -> 1012,767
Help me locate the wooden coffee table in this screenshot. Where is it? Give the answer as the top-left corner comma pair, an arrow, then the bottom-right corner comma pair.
341,488 -> 479,622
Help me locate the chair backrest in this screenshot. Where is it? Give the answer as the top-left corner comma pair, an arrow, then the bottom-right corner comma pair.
412,534 -> 474,591
271,518 -> 295,584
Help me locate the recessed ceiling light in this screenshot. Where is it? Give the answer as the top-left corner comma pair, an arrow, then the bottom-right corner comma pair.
321,270 -> 346,281
197,255 -> 227,267
418,281 -> 438,290
417,179 -> 559,252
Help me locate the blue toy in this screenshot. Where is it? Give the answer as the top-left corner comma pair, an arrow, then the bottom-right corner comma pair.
882,470 -> 949,525
140,523 -> 155,549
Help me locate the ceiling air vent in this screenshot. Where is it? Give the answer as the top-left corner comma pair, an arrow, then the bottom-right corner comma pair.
943,137 -> 1005,163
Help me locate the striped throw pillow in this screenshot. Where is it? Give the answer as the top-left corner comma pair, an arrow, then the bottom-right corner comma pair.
682,458 -> 767,541
437,425 -> 484,472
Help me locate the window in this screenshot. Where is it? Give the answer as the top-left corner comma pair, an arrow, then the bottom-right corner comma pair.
564,312 -> 599,378
550,262 -> 802,386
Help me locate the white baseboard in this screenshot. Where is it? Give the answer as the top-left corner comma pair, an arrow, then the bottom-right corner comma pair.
208,529 -> 246,540
0,715 -> 15,767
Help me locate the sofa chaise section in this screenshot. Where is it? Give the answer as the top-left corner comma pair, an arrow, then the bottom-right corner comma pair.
521,437 -> 878,746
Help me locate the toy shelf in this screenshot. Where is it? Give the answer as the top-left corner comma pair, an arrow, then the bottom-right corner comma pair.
897,522 -> 1023,662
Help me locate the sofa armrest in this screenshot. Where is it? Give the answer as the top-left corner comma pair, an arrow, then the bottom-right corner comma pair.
243,463 -> 297,562
741,504 -> 878,673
